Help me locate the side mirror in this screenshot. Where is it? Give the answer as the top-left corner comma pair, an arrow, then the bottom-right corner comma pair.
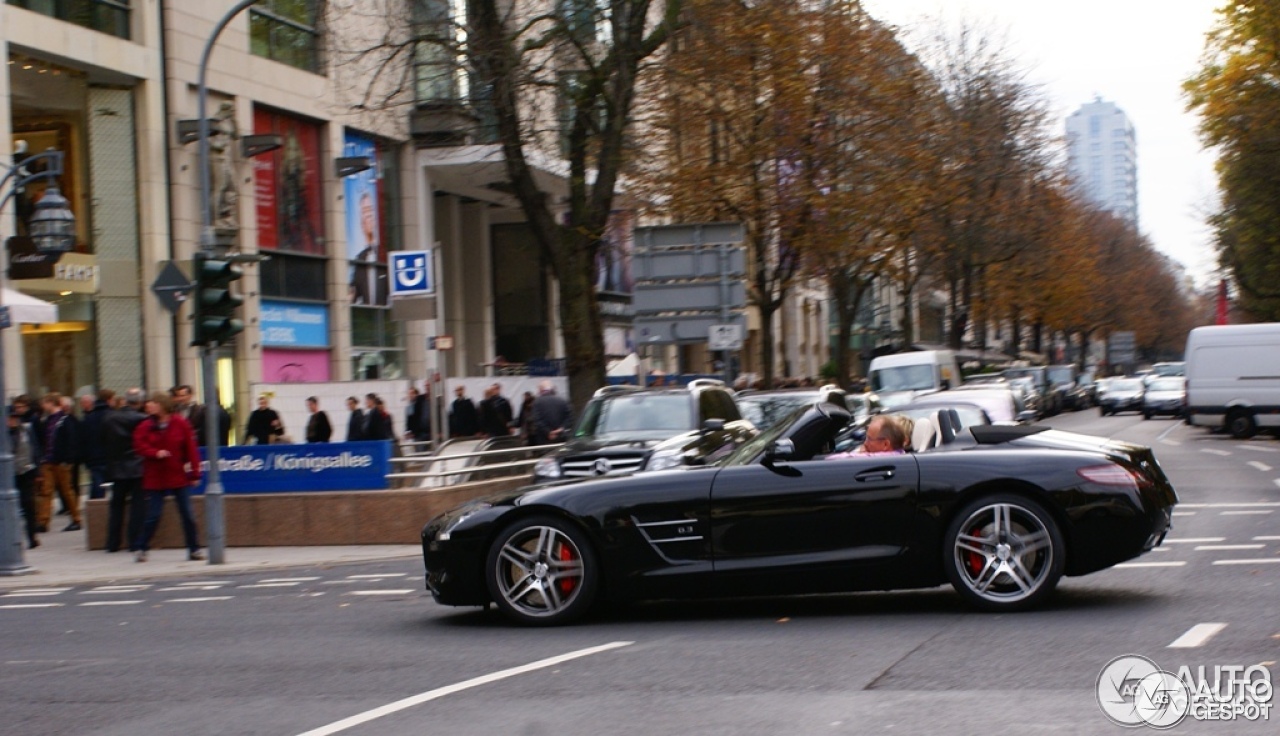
764,438 -> 795,462
701,418 -> 726,434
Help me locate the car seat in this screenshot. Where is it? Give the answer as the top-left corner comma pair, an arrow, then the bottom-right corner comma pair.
910,416 -> 936,452
934,409 -> 959,445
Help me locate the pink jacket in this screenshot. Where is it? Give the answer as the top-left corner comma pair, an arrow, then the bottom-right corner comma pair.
133,414 -> 202,491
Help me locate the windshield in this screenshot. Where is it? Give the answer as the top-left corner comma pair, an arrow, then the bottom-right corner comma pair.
1046,367 -> 1075,385
721,405 -> 808,466
870,364 -> 936,392
1111,379 -> 1144,392
574,394 -> 694,438
1148,378 -> 1184,392
1153,363 -> 1185,377
738,394 -> 818,430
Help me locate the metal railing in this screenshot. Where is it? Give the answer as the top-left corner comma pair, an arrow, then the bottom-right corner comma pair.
389,438 -> 562,488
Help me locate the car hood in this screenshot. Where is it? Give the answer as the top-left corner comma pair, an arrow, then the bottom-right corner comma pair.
555,436 -> 664,454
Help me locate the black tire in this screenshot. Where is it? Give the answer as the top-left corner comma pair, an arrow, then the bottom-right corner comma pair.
1227,410 -> 1257,440
1099,407 -> 1109,417
944,494 -> 1065,612
485,514 -> 599,626
1143,411 -> 1151,420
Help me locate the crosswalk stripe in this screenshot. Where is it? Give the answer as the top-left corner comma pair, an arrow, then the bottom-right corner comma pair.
1169,623 -> 1228,648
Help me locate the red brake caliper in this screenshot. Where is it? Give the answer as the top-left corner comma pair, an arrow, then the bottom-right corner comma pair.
965,526 -> 985,576
558,542 -> 577,596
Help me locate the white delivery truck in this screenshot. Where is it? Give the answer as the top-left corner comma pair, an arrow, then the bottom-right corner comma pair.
867,350 -> 963,409
1184,323 -> 1280,438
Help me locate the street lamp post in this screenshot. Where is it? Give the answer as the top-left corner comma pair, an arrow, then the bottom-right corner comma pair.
194,0 -> 262,566
0,148 -> 76,575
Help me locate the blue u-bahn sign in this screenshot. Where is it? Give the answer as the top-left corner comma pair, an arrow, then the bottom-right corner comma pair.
194,441 -> 392,493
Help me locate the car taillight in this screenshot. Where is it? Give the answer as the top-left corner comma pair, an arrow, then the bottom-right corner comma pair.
1078,464 -> 1149,490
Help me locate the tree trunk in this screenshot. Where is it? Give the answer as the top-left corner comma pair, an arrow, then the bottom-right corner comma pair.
555,230 -> 606,412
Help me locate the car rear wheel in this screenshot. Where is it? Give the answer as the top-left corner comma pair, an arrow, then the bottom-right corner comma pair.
944,495 -> 1064,612
485,515 -> 598,626
1227,410 -> 1257,440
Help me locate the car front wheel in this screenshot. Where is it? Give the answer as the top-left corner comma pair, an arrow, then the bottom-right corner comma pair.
944,495 -> 1065,612
485,515 -> 598,626
1227,410 -> 1257,440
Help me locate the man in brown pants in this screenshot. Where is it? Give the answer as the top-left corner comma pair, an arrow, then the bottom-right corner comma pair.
37,393 -> 81,532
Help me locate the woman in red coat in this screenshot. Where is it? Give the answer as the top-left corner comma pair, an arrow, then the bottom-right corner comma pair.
132,391 -> 204,562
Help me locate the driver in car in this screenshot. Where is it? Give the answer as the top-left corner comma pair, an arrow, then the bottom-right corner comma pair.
827,414 -> 912,458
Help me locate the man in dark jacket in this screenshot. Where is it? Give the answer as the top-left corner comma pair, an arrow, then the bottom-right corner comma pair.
448,385 -> 479,437
171,384 -> 231,447
404,386 -> 431,445
100,388 -> 147,553
345,396 -> 365,441
531,381 -> 573,446
304,396 -> 332,443
363,393 -> 395,441
78,390 -> 114,500
478,383 -> 513,438
244,395 -> 284,445
38,393 -> 81,532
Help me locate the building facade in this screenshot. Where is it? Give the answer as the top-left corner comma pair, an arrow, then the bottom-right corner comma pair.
1065,98 -> 1138,224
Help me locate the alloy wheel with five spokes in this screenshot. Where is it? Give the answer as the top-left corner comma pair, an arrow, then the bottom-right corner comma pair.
944,495 -> 1064,611
486,516 -> 598,625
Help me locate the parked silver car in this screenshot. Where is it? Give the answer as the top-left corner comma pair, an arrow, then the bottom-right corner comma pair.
1142,377 -> 1186,419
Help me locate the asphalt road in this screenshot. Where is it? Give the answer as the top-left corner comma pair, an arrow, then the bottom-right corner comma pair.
2,411 -> 1277,735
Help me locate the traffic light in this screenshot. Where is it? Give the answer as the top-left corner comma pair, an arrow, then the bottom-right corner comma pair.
191,252 -> 244,346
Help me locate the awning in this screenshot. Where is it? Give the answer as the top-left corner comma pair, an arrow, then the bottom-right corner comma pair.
2,287 -> 58,324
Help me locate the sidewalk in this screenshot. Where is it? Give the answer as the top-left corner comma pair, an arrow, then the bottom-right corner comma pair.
0,522 -> 421,590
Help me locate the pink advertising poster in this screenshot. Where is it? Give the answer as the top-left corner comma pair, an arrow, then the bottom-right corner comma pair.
253,108 -> 325,254
262,349 -> 332,383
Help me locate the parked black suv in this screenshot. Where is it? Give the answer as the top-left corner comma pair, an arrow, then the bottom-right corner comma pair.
531,380 -> 756,483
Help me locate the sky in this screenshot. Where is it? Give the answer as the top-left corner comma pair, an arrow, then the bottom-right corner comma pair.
860,0 -> 1223,286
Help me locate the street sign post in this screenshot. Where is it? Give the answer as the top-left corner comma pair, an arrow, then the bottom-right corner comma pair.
390,250 -> 434,296
151,260 -> 194,315
709,323 -> 743,351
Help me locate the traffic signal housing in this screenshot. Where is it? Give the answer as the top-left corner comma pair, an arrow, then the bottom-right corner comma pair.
191,252 -> 244,346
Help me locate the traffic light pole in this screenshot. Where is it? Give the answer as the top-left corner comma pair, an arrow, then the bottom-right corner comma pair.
195,0 -> 259,566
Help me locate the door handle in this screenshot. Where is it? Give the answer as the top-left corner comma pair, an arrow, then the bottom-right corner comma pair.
855,469 -> 894,482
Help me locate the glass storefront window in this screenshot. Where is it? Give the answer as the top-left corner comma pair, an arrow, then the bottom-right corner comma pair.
7,0 -> 130,40
250,0 -> 322,74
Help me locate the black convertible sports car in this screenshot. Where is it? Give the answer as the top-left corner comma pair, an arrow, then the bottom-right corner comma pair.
422,402 -> 1177,625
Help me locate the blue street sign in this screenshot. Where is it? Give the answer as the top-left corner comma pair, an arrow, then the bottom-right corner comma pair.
390,250 -> 433,296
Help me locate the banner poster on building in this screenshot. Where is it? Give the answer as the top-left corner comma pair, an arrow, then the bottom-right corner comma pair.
194,441 -> 392,493
343,131 -> 388,306
253,108 -> 325,255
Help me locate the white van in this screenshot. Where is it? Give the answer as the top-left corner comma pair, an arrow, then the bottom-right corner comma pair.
1185,324 -> 1280,438
867,350 -> 963,409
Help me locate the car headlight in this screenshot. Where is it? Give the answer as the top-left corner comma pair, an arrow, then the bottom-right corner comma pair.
645,448 -> 684,472
533,456 -> 562,479
437,502 -> 492,541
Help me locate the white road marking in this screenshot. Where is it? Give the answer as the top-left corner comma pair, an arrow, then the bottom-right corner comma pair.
238,582 -> 301,589
1212,559 -> 1280,566
82,585 -> 151,594
0,603 -> 64,609
1116,561 -> 1186,568
158,585 -> 223,591
1162,537 -> 1226,544
1194,544 -> 1266,551
1159,439 -> 1182,446
259,577 -> 321,583
4,588 -> 70,595
2,591 -> 68,598
1240,445 -> 1279,453
1150,547 -> 1171,552
1179,503 -> 1280,508
1248,461 -> 1273,472
1221,510 -> 1274,516
1157,425 -> 1182,444
293,641 -> 634,736
1169,623 -> 1228,649
345,573 -> 408,579
320,580 -> 359,585
175,581 -> 232,586
345,590 -> 415,596
1274,478 -> 1280,489
1254,536 -> 1280,541
1202,448 -> 1233,456
79,600 -> 143,607
1172,511 -> 1197,517
165,596 -> 233,603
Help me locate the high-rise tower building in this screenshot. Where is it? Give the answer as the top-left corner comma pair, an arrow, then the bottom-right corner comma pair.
1065,98 -> 1137,224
